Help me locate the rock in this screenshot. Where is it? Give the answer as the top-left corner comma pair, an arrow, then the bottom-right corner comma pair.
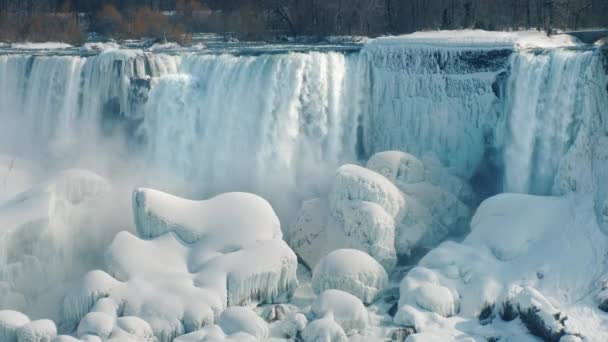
311,289 -> 368,334
312,249 -> 388,304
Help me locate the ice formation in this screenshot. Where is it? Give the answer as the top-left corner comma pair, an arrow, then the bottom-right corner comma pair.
289,152 -> 471,271
217,307 -> 268,339
0,169 -> 119,320
312,249 -> 388,304
64,188 -> 298,341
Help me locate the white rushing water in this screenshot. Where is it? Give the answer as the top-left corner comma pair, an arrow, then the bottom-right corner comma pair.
503,49 -> 600,194
0,45 -> 606,217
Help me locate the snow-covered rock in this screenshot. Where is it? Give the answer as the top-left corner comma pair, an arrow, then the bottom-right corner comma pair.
312,249 -> 388,304
398,268 -> 459,318
217,307 -> 268,339
65,189 -> 298,342
0,310 -> 30,342
394,193 -> 607,340
77,312 -> 115,340
17,319 -> 57,342
289,152 -> 472,271
111,316 -> 155,341
311,290 -> 368,334
511,286 -> 566,341
301,315 -> 347,342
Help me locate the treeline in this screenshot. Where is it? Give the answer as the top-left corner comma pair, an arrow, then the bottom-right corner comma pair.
0,0 -> 607,43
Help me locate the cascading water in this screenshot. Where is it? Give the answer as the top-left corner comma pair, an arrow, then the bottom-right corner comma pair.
140,52 -> 363,216
502,48 -> 601,195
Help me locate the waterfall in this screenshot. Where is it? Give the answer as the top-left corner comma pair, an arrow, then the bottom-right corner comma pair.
0,45 -> 606,217
502,49 -> 599,194
140,52 -> 362,215
360,44 -> 510,179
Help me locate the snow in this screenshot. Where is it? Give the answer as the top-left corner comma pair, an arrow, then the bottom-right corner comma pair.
312,249 -> 388,304
217,307 -> 268,339
133,188 -> 282,244
367,30 -> 582,49
17,320 -> 57,342
311,290 -> 368,334
394,193 -> 608,341
80,42 -> 120,52
66,188 -> 298,342
11,42 -> 73,50
77,312 -> 115,339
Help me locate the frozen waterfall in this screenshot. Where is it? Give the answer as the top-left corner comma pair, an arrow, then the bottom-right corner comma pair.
502,48 -> 603,195
0,45 -> 606,218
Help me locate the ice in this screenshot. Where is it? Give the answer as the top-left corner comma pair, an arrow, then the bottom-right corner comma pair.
311,290 -> 368,334
312,249 -> 388,304
289,152 -> 472,270
111,316 -> 156,341
65,188 -> 298,342
0,310 -> 30,342
217,307 -> 268,339
17,320 -> 57,342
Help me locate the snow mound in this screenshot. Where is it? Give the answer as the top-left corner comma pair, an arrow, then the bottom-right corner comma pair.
217,307 -> 268,339
311,290 -> 368,334
0,310 -> 30,342
288,151 -> 472,271
133,188 -> 281,244
312,249 -> 388,304
394,194 -> 608,340
302,315 -> 347,342
17,320 -> 57,342
65,189 -> 298,342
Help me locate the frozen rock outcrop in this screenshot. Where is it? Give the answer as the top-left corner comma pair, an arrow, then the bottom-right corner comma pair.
311,290 -> 368,334
0,310 -> 30,342
312,249 -> 388,304
393,193 -> 603,340
64,189 -> 298,342
288,151 -> 471,271
302,315 -> 347,342
17,320 -> 57,342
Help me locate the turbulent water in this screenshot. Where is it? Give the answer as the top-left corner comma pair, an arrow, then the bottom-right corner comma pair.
0,44 -> 606,217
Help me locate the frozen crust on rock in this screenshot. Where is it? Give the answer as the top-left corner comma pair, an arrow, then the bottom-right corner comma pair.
312,249 -> 388,304
65,189 -> 298,342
